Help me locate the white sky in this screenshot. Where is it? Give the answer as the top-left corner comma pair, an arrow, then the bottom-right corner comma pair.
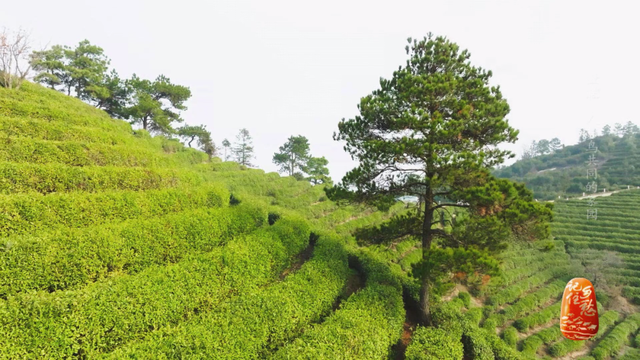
2,0 -> 638,181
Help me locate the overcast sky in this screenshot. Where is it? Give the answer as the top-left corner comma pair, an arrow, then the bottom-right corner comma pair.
2,0 -> 638,181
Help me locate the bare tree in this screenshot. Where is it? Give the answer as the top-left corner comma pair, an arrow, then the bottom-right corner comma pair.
579,250 -> 622,290
0,28 -> 32,89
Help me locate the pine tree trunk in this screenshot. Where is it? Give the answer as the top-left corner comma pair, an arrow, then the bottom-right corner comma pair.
419,191 -> 434,325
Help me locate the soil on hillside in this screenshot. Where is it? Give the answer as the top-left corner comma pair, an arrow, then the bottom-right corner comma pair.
332,271 -> 365,312
279,240 -> 316,280
608,295 -> 639,315
391,288 -> 421,360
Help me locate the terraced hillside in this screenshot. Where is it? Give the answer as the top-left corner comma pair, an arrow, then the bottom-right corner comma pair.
0,82 -> 413,359
3,82 -> 640,360
553,190 -> 640,306
360,191 -> 640,359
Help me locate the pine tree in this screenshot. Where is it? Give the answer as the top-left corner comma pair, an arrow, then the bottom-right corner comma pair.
272,135 -> 311,176
232,128 -> 254,167
222,139 -> 231,161
327,34 -> 552,324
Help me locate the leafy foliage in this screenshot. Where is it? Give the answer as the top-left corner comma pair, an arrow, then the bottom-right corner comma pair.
30,40 -> 109,99
30,45 -> 67,89
127,74 -> 191,134
273,135 -> 311,176
457,291 -> 471,308
501,327 -> 518,348
177,124 -> 216,159
0,81 -> 423,359
90,69 -> 132,119
30,40 -> 192,132
304,156 -> 331,185
405,326 -> 464,360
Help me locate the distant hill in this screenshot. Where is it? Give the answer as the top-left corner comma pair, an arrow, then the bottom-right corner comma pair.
494,133 -> 640,200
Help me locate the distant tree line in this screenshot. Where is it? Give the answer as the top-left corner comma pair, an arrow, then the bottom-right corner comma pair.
8,31 -> 332,181
580,121 -> 640,142
520,121 -> 640,161
28,39 -> 217,158
521,138 -> 563,160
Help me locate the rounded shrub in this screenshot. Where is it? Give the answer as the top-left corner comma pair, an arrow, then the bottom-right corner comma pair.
458,291 -> 471,308
405,326 -> 464,360
502,327 -> 518,348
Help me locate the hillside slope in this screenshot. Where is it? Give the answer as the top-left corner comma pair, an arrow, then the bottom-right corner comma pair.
370,193 -> 640,359
494,134 -> 640,200
0,82 -> 411,359
2,82 -> 640,360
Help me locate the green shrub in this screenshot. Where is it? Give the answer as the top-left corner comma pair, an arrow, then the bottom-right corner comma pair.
464,307 -> 484,326
622,286 -> 640,304
0,115 -> 133,145
521,325 -> 562,357
618,348 -> 640,360
540,240 -> 555,251
0,184 -> 229,237
133,129 -> 151,138
461,325 -> 493,360
482,315 -> 501,331
0,216 -> 313,358
431,298 -> 466,337
271,248 -> 405,360
486,265 -> 578,307
514,300 -> 604,333
0,203 -> 268,296
405,326 -> 464,360
483,328 -> 523,360
0,162 -> 204,195
0,137 -> 206,167
0,82 -> 130,132
549,310 -> 621,357
110,236 -> 402,360
595,289 -> 610,307
591,313 -> 640,360
500,279 -> 564,321
502,327 -> 518,348
458,291 -> 471,308
399,248 -> 422,272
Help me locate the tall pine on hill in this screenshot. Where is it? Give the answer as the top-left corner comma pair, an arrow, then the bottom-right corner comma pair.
327,34 -> 553,324
233,128 -> 255,167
